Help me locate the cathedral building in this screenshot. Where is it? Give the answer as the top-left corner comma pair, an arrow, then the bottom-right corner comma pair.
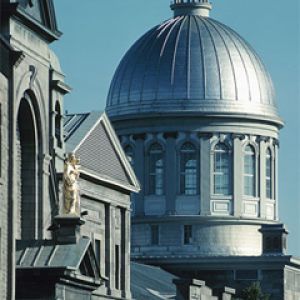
105,0 -> 300,298
0,1 -> 140,299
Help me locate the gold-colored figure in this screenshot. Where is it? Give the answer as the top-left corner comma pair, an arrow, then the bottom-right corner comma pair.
63,153 -> 81,215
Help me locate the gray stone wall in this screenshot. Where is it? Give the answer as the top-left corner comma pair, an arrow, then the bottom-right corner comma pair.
284,267 -> 300,299
0,72 -> 8,300
79,177 -> 132,299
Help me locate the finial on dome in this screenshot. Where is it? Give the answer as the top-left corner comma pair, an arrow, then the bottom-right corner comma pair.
170,0 -> 212,17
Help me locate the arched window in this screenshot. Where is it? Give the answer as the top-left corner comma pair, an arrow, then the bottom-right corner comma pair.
149,143 -> 164,195
266,148 -> 272,199
180,142 -> 197,195
244,145 -> 256,197
213,143 -> 232,195
124,145 -> 134,167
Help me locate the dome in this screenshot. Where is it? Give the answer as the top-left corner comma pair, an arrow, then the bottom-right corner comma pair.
106,3 -> 280,124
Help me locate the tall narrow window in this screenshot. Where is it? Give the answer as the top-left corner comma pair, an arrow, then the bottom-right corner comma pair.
94,239 -> 101,266
124,145 -> 134,167
266,148 -> 272,199
213,143 -> 232,195
149,143 -> 164,195
184,225 -> 193,245
244,145 -> 256,197
151,225 -> 159,245
115,245 -> 120,289
180,143 -> 198,195
55,102 -> 62,148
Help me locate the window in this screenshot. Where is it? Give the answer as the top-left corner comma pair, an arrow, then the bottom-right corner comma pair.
151,225 -> 159,245
266,148 -> 272,199
124,145 -> 134,167
55,102 -> 62,148
149,143 -> 164,195
184,225 -> 193,245
180,143 -> 198,195
115,245 -> 120,289
213,143 -> 232,195
94,239 -> 101,265
244,145 -> 256,197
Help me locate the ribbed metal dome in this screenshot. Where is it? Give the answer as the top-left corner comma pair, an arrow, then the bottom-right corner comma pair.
106,14 -> 280,123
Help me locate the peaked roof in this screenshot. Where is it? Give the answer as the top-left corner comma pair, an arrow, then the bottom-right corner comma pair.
64,111 -> 140,193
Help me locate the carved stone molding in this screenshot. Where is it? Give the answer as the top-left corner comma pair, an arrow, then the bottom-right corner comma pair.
232,133 -> 246,141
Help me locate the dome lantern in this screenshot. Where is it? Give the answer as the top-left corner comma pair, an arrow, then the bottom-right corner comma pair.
170,0 -> 212,17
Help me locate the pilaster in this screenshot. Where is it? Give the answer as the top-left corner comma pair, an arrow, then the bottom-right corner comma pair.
259,137 -> 267,219
199,134 -> 211,215
132,134 -> 146,216
164,132 -> 178,215
232,134 -> 244,217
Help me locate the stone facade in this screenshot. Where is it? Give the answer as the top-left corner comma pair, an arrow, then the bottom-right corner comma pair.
0,64 -> 9,300
0,2 -> 139,299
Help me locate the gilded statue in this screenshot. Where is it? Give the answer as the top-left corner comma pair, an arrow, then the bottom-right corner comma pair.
63,153 -> 81,215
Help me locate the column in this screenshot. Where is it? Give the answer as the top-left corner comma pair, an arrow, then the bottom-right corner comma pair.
274,139 -> 279,220
132,134 -> 146,216
121,209 -> 131,298
163,132 -> 178,215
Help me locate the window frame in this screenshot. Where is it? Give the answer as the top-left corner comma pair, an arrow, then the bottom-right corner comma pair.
179,142 -> 199,196
148,143 -> 165,196
266,147 -> 273,199
150,225 -> 159,246
212,142 -> 232,196
243,144 -> 257,197
183,224 -> 193,245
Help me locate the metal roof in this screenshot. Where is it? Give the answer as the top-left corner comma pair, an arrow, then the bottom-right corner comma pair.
106,15 -> 280,124
131,262 -> 177,299
64,111 -> 140,193
16,237 -> 90,270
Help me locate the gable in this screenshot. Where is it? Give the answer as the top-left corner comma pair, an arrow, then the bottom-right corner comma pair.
75,118 -> 132,187
65,111 -> 140,193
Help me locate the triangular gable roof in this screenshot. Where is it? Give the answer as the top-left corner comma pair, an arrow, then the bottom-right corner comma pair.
64,111 -> 140,193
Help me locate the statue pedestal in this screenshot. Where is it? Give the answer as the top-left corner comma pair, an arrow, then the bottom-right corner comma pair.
50,215 -> 85,244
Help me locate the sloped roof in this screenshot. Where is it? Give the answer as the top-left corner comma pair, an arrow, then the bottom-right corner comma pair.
16,237 -> 90,270
64,111 -> 140,193
131,263 -> 177,300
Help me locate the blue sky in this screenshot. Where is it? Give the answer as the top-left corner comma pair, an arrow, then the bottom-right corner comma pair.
52,0 -> 300,255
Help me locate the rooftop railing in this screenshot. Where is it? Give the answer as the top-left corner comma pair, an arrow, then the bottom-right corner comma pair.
171,0 -> 210,4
